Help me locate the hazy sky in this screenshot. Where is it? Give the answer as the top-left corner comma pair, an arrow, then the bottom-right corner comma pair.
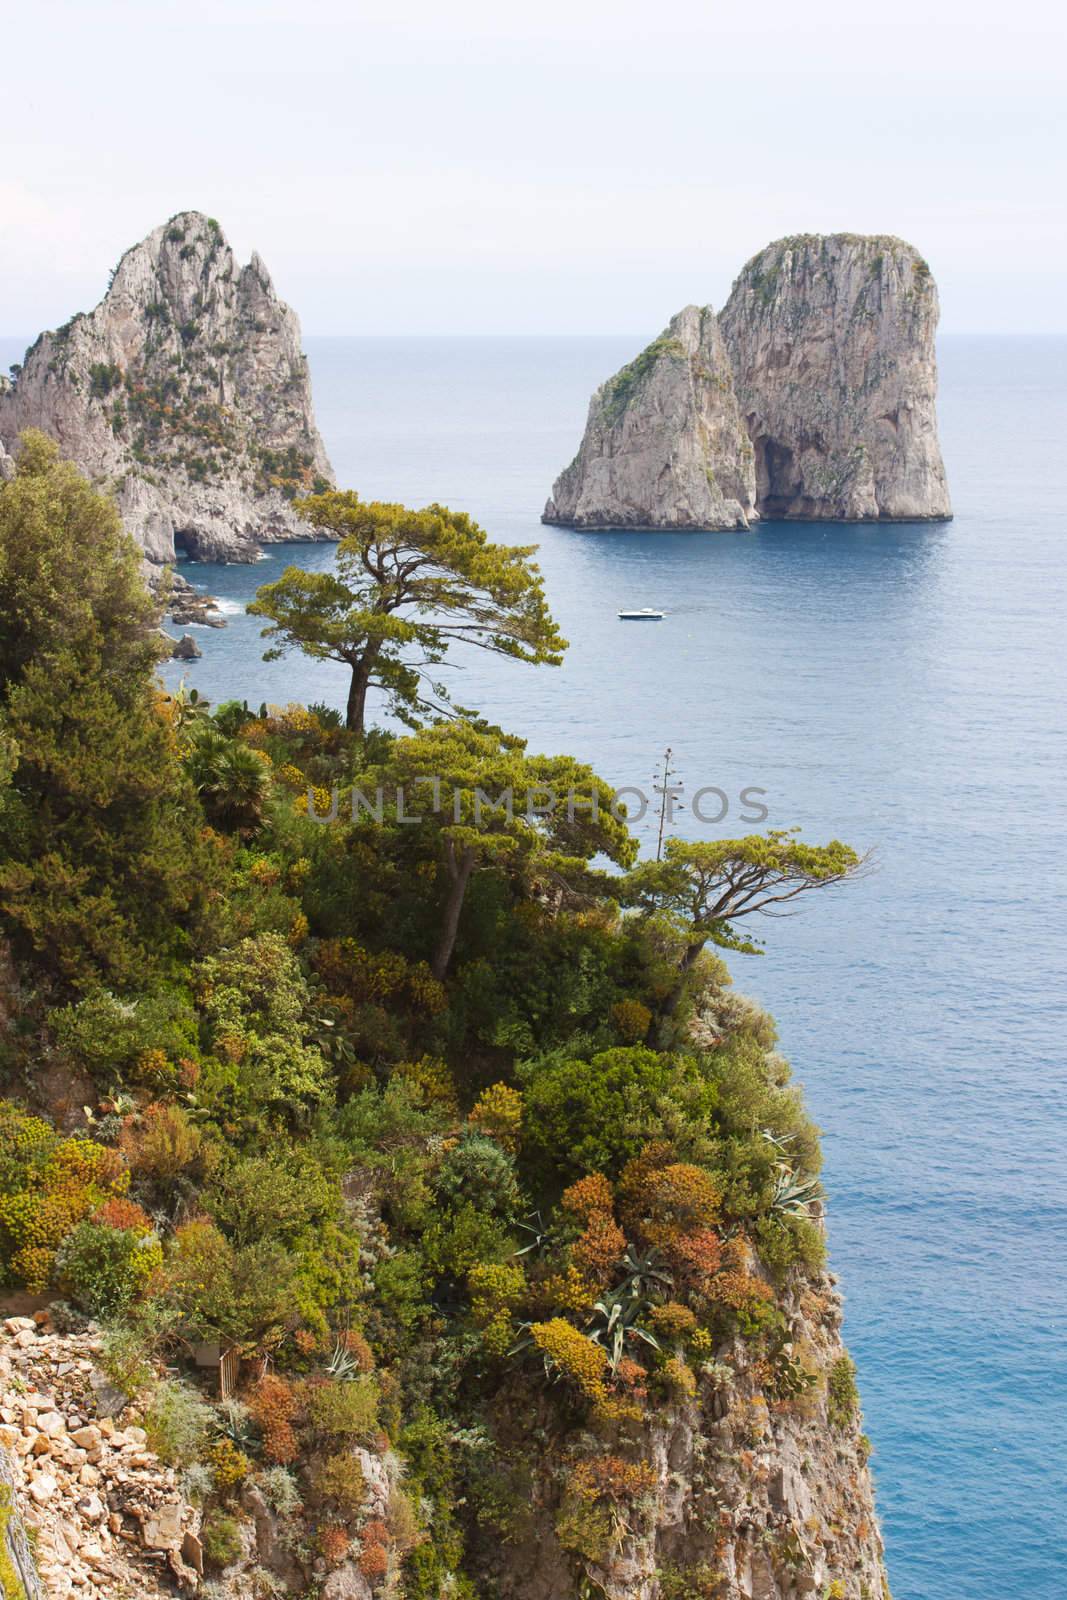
3,0 -> 1065,338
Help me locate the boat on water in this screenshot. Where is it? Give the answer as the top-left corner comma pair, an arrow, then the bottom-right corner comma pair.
618,607 -> 665,620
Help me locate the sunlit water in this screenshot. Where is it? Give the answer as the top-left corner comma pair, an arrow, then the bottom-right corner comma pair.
4,331 -> 1065,1599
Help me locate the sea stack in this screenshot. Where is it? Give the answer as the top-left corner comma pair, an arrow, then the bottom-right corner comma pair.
543,305 -> 758,531
719,233 -> 951,521
0,211 -> 333,562
545,233 -> 950,529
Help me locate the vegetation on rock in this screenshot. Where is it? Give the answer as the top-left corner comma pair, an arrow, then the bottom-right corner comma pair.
0,438 -> 881,1599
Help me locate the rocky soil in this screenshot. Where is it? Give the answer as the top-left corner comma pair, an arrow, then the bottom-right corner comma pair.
0,1314 -> 201,1598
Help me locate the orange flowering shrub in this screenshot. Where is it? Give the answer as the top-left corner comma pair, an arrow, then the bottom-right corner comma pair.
572,1212 -> 626,1282
570,1455 -> 657,1503
649,1301 -> 698,1339
666,1227 -> 723,1285
560,1173 -> 614,1224
337,1328 -> 375,1373
248,1374 -> 298,1464
359,1541 -> 389,1580
0,1104 -> 129,1290
320,1524 -> 350,1566
120,1103 -> 202,1180
92,1196 -> 154,1234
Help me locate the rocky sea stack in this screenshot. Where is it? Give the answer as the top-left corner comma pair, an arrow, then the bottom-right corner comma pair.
543,306 -> 757,531
0,211 -> 333,562
545,232 -> 951,530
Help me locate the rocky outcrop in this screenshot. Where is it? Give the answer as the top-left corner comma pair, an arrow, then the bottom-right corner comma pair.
472,1264 -> 886,1600
720,233 -> 951,521
546,232 -> 950,529
543,306 -> 757,530
0,212 -> 334,563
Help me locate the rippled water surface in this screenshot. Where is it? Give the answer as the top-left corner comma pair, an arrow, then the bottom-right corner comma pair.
6,329 -> 1065,1598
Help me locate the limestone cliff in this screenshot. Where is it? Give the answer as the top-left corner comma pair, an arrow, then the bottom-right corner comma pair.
720,234 -> 951,521
474,1277 -> 885,1600
543,307 -> 757,531
0,212 -> 333,562
545,233 -> 950,530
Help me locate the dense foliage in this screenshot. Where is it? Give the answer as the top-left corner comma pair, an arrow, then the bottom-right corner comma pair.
0,438 -> 863,1597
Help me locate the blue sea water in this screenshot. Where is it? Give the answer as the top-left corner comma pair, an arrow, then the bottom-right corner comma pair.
4,331 -> 1066,1597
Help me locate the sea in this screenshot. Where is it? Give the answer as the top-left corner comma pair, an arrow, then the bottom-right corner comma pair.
3,330 -> 1065,1599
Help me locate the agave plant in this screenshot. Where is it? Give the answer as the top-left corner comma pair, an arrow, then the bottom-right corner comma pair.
513,1211 -> 552,1259
584,1247 -> 672,1371
762,1129 -> 823,1217
324,1338 -> 362,1382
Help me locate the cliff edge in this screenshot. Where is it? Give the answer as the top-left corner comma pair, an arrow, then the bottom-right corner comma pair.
0,212 -> 334,562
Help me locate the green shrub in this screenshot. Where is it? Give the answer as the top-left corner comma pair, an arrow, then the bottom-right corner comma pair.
304,1377 -> 379,1444
144,1379 -> 212,1467
522,1047 -> 704,1181
434,1133 -> 521,1221
826,1354 -> 859,1429
257,1465 -> 302,1517
55,1220 -> 162,1316
312,1449 -> 366,1515
201,1510 -> 243,1569
753,1213 -> 826,1282
51,987 -> 198,1083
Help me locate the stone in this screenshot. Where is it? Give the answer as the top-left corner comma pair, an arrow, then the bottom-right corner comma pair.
70,1426 -> 101,1451
323,1563 -> 374,1600
180,1529 -> 203,1575
35,1410 -> 65,1437
138,1500 -> 183,1549
88,1372 -> 125,1419
76,1492 -> 106,1522
543,305 -> 756,531
28,1471 -> 57,1504
719,233 -> 951,521
170,633 -> 202,661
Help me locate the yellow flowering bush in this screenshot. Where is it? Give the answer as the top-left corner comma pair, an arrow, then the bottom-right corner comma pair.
468,1083 -> 524,1152
530,1319 -> 608,1400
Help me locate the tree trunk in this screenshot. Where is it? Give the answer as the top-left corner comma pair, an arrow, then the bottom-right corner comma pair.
346,658 -> 373,735
658,936 -> 709,1037
432,845 -> 476,980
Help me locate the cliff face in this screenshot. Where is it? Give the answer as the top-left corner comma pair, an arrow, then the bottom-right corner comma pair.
543,306 -> 757,531
0,212 -> 333,562
719,234 -> 950,522
476,1276 -> 886,1600
546,233 -> 950,530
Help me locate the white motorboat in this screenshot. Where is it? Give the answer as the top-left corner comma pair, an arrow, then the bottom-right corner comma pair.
618,607 -> 665,620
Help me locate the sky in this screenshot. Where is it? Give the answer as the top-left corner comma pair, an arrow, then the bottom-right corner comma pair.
2,0 -> 1065,339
